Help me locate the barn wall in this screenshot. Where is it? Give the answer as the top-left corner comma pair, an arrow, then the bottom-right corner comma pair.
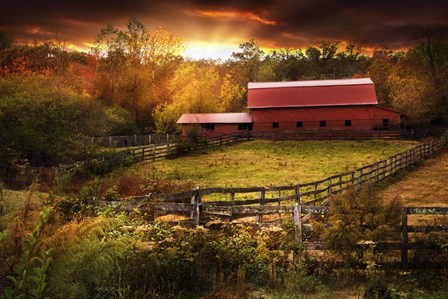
251,106 -> 401,131
181,124 -> 243,137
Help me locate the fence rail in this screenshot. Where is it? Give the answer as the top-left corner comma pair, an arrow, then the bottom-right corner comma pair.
251,129 -> 402,140
86,132 -> 250,174
79,128 -> 431,176
91,133 -> 180,148
97,128 -> 448,250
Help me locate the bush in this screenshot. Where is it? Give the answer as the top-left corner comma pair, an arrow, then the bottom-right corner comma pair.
174,126 -> 208,156
319,186 -> 401,268
0,75 -> 132,169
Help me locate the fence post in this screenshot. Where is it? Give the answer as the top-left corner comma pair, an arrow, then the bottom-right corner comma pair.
166,143 -> 170,157
293,204 -> 302,242
257,189 -> 265,223
276,190 -> 282,219
401,207 -> 409,269
134,134 -> 137,146
141,147 -> 145,161
191,188 -> 201,226
294,185 -> 301,205
152,144 -> 156,160
357,169 -> 363,189
148,134 -> 152,144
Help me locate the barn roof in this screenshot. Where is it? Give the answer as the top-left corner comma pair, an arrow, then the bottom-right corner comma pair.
177,112 -> 252,124
248,78 -> 378,108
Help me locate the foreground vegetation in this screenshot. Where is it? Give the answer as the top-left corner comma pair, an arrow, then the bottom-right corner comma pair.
1,184 -> 447,299
125,139 -> 420,188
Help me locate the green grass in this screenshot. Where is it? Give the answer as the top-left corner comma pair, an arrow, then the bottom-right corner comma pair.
128,139 -> 420,188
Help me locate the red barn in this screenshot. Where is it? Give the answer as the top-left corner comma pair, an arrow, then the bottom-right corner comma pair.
177,78 -> 402,137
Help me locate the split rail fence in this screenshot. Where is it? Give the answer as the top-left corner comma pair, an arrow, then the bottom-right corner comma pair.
91,133 -> 180,148
86,132 -> 250,174
72,129 -> 409,175
101,130 -> 448,226
251,129 -> 401,140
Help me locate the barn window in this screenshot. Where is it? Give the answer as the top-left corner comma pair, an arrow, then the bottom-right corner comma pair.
296,121 -> 303,128
201,124 -> 215,131
272,122 -> 279,129
238,123 -> 253,131
383,118 -> 390,130
319,121 -> 326,127
345,120 -> 352,126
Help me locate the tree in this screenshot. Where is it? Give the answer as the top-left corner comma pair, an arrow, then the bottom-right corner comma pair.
0,75 -> 130,167
368,49 -> 396,107
0,43 -> 69,77
155,63 -> 220,132
92,18 -> 183,132
219,73 -> 246,112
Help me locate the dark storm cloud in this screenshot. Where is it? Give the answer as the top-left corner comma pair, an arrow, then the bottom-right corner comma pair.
0,0 -> 447,51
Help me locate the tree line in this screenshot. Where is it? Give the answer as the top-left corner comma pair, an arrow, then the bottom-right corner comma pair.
1,17 -> 448,167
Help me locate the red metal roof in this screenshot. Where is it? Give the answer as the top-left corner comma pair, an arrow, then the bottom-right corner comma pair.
177,112 -> 252,124
248,78 -> 378,108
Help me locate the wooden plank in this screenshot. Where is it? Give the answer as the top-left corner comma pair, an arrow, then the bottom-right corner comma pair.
158,190 -> 198,201
198,186 -> 265,195
301,206 -> 329,214
406,207 -> 448,214
203,206 -> 232,216
231,206 -> 294,215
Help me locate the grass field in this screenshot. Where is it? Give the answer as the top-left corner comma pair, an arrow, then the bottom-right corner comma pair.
126,139 -> 420,188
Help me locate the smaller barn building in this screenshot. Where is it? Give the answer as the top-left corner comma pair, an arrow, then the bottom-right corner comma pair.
177,78 -> 403,137
177,112 -> 252,137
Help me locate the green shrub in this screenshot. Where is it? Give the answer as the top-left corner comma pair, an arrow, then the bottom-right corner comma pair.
174,126 -> 208,156
320,186 -> 401,268
4,206 -> 53,299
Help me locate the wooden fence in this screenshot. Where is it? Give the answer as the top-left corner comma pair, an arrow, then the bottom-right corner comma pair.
91,133 -> 180,148
72,128 -> 420,175
251,129 -> 401,140
400,207 -> 448,268
101,129 -> 448,221
87,132 -> 251,174
303,206 -> 448,268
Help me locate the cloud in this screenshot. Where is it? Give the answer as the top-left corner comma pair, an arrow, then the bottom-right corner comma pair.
190,9 -> 277,26
0,0 -> 447,58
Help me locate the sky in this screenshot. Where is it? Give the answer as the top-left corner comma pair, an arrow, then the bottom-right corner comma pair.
0,0 -> 447,60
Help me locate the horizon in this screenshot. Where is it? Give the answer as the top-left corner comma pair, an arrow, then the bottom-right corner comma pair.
1,0 -> 446,60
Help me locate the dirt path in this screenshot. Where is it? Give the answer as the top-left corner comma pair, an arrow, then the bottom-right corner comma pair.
377,147 -> 448,207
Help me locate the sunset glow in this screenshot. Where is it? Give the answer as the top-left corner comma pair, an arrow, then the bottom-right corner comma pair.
1,0 -> 447,59
184,41 -> 238,60
191,9 -> 278,26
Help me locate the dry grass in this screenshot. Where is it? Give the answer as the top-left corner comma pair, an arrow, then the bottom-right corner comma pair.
377,147 -> 448,207
376,147 -> 448,226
